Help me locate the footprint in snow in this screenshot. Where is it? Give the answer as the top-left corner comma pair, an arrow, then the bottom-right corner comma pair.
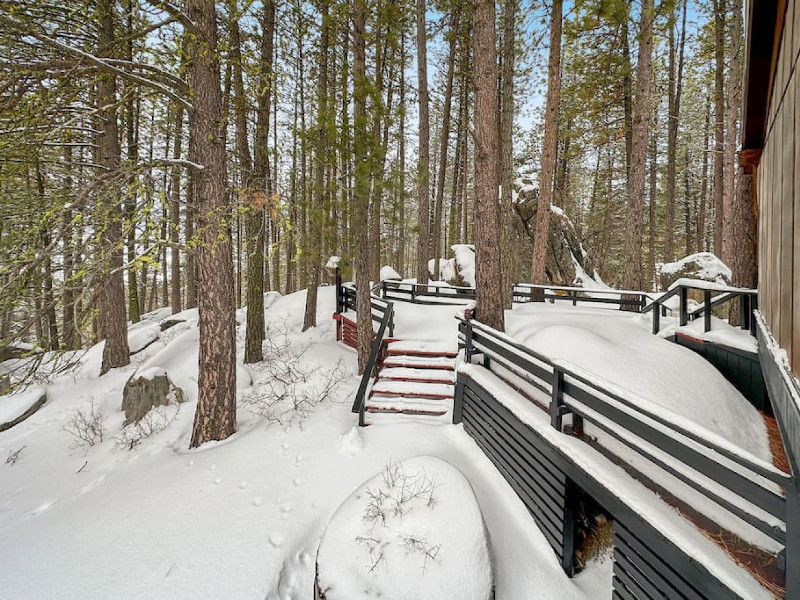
24,501 -> 55,520
76,476 -> 105,495
253,496 -> 264,507
265,549 -> 313,600
268,533 -> 284,548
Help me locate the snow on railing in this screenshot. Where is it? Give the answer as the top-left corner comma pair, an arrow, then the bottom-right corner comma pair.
456,314 -> 790,547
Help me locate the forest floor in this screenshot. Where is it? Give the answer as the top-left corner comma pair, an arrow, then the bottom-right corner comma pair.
0,287 -> 777,599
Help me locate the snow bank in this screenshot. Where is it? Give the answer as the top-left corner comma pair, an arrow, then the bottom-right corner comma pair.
0,385 -> 46,424
316,456 -> 492,600
506,304 -> 771,460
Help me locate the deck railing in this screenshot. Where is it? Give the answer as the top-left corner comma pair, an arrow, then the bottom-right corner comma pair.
378,279 -> 476,304
456,315 -> 790,547
350,301 -> 395,427
642,280 -> 758,336
337,282 -> 394,337
512,283 -> 651,311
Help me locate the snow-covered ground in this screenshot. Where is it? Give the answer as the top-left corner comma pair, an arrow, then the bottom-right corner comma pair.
0,288 -> 610,600
0,288 -> 774,599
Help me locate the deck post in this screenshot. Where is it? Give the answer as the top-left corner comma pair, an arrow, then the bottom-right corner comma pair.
704,290 -> 712,332
679,286 -> 688,327
740,294 -> 750,330
335,267 -> 342,314
561,479 -> 577,577
551,367 -> 565,431
453,375 -> 465,424
652,301 -> 661,334
786,482 -> 800,598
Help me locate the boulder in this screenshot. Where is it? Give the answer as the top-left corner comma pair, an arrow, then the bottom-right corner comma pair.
657,252 -> 732,290
122,368 -> 185,425
512,178 -> 598,286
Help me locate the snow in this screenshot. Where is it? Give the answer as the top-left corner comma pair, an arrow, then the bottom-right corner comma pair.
379,265 -> 402,281
316,456 -> 492,600
668,277 -> 754,293
0,385 -> 46,424
0,287 -> 611,600
505,303 -> 771,461
325,255 -> 341,269
428,257 -> 457,283
132,366 -> 167,381
460,364 -> 773,600
658,252 -> 732,284
451,244 -> 476,287
0,285 -> 775,599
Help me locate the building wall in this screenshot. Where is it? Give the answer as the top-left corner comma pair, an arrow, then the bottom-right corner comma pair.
758,0 -> 800,378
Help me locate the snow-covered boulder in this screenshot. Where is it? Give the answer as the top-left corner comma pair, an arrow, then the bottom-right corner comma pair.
122,368 -> 185,425
429,245 -> 475,287
512,178 -> 598,287
657,252 -> 732,290
0,385 -> 46,432
316,456 -> 492,600
379,265 -> 402,281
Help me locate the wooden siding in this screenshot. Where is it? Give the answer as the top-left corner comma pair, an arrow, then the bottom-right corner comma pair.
757,0 -> 799,377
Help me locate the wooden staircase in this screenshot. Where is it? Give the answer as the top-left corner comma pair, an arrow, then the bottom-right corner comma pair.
364,340 -> 457,424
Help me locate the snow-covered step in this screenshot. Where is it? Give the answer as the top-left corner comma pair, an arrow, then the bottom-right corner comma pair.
386,339 -> 458,357
382,354 -> 456,370
365,400 -> 449,417
371,380 -> 454,399
378,366 -> 456,384
366,411 -> 452,426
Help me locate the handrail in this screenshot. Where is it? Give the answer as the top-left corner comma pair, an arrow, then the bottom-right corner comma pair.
380,280 -> 476,304
456,314 -> 789,544
351,301 -> 394,426
646,281 -> 758,336
512,283 -> 650,312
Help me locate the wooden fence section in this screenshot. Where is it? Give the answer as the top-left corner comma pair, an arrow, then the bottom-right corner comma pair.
456,316 -> 793,597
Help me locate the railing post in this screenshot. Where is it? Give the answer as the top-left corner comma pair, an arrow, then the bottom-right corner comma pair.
750,294 -> 758,336
411,285 -> 416,303
740,294 -> 750,330
551,367 -> 565,431
572,291 -> 577,307
464,321 -> 474,363
652,301 -> 660,334
704,290 -> 712,333
453,375 -> 465,424
335,267 -> 342,314
640,294 -> 646,312
785,482 -> 800,598
679,286 -> 688,327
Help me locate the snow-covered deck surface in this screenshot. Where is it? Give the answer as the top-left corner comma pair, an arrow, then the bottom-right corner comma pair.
461,364 -> 773,600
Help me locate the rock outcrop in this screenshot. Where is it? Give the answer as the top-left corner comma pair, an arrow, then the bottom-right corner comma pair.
512,178 -> 599,287
122,368 -> 185,425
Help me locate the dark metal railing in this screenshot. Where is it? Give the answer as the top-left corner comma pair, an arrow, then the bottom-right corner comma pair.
457,315 -> 790,546
337,282 -> 394,337
378,279 -> 476,304
643,281 -> 758,336
351,301 -> 395,427
512,283 -> 651,311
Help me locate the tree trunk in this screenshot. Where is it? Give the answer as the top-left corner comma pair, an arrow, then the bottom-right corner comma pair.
186,0 -> 237,447
304,0 -> 329,331
500,0 -> 516,305
415,0 -> 430,286
664,0 -> 686,262
353,0 -> 373,373
473,0 -> 504,331
623,0 -> 653,295
531,0 -> 562,285
698,94 -> 711,253
170,104 -> 183,314
433,14 -> 458,281
96,0 -> 130,375
713,0 -> 725,256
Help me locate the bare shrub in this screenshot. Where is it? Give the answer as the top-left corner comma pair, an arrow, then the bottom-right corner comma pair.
355,461 -> 442,573
240,328 -> 347,425
63,401 -> 106,448
5,445 -> 26,465
114,404 -> 181,450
